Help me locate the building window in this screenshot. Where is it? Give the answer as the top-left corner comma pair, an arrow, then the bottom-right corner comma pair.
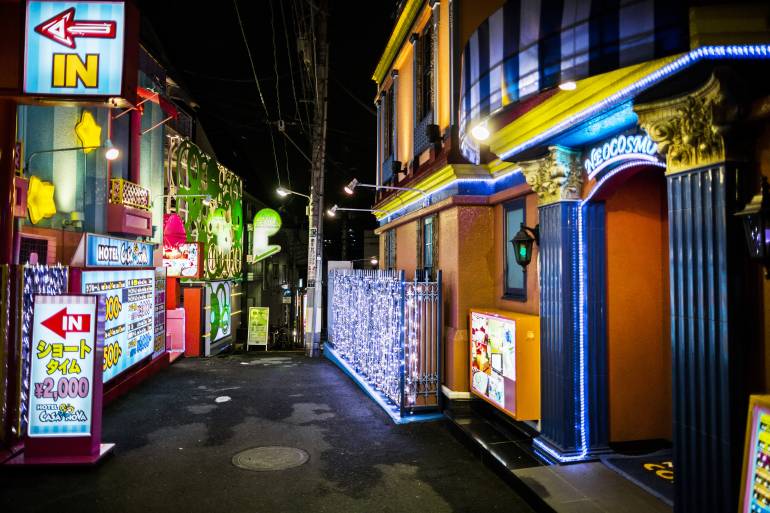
504,199 -> 526,300
385,230 -> 397,270
418,215 -> 437,280
383,88 -> 394,158
417,24 -> 433,121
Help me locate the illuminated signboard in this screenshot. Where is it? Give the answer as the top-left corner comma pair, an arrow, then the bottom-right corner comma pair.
81,269 -> 154,382
28,295 -> 98,437
470,311 -> 516,416
740,395 -> 770,513
247,307 -> 269,347
153,267 -> 166,358
24,1 -> 126,96
86,233 -> 152,268
163,242 -> 201,278
250,208 -> 281,263
584,131 -> 660,180
206,281 -> 231,343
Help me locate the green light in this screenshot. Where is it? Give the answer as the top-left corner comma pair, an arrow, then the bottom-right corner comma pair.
518,245 -> 527,258
253,208 -> 282,236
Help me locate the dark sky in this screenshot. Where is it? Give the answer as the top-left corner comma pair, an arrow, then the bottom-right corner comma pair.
136,0 -> 395,234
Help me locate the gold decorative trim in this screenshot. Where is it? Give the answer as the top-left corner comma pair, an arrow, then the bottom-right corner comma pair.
519,146 -> 582,206
635,75 -> 734,174
372,0 -> 426,85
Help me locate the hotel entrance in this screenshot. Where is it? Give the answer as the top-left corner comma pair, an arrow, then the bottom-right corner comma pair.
584,150 -> 674,503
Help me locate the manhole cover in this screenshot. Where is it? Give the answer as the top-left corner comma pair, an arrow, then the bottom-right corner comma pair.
231,446 -> 309,471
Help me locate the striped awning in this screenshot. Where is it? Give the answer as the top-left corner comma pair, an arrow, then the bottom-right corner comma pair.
459,0 -> 689,163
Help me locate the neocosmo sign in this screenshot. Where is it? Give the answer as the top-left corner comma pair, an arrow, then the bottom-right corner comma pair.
584,132 -> 659,180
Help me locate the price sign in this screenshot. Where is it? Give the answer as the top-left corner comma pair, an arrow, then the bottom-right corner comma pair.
81,269 -> 155,382
27,295 -> 98,438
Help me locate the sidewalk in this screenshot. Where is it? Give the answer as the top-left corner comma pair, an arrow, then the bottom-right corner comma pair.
445,401 -> 672,513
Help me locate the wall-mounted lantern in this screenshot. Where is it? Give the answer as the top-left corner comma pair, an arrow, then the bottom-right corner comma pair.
511,223 -> 540,269
735,176 -> 770,278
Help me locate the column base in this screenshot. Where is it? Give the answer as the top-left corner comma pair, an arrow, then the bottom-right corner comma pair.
533,434 -> 611,464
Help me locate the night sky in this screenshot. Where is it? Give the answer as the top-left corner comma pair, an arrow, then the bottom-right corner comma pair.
136,0 -> 395,235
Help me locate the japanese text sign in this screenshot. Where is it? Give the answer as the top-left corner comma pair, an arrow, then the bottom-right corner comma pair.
81,269 -> 155,382
247,307 -> 269,347
24,1 -> 125,96
28,295 -> 98,438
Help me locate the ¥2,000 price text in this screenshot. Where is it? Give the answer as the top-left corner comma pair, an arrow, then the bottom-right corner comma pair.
34,376 -> 90,401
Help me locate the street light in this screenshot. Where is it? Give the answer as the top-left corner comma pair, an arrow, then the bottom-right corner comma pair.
25,139 -> 121,173
276,186 -> 311,200
351,256 -> 378,266
326,204 -> 386,217
343,178 -> 427,198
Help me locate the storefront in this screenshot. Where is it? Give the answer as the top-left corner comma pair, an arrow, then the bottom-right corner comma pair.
364,1 -> 770,511
0,0 -> 195,458
454,4 -> 770,511
162,136 -> 244,356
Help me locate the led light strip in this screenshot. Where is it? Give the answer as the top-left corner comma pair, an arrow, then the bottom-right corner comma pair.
500,45 -> 770,161
382,167 -> 523,222
541,159 -> 668,462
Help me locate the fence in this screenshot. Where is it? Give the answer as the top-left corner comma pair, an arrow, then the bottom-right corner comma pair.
327,269 -> 442,417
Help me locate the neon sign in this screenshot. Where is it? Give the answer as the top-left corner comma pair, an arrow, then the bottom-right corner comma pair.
28,295 -> 98,437
86,234 -> 152,268
24,2 -> 125,96
584,132 -> 659,180
250,208 -> 281,263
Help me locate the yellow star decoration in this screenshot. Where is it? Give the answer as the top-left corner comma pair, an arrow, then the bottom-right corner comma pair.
74,111 -> 102,154
27,175 -> 57,225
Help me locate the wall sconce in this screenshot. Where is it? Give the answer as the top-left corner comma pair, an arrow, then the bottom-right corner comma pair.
62,211 -> 84,230
511,223 -> 540,269
735,176 -> 770,278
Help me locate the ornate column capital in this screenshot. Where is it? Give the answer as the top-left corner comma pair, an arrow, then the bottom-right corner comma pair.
635,75 -> 738,175
519,146 -> 583,205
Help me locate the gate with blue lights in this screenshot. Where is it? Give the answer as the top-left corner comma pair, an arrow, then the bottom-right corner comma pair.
326,269 -> 442,423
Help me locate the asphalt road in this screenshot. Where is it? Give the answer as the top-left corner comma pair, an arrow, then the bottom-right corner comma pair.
1,352 -> 535,513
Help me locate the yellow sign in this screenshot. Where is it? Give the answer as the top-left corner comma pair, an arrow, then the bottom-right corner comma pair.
53,54 -> 99,88
74,111 -> 101,153
27,175 -> 57,224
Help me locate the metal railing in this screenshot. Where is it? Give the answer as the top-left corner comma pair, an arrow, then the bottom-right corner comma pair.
327,269 -> 442,416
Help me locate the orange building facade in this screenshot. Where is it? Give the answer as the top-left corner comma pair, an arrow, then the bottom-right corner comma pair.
367,1 -> 770,512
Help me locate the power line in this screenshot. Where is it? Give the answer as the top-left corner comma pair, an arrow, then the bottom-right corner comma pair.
330,73 -> 376,116
280,0 -> 306,135
181,68 -> 299,83
233,0 -> 282,185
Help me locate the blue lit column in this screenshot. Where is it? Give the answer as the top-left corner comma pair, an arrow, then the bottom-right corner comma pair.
637,75 -> 753,513
520,146 -> 609,461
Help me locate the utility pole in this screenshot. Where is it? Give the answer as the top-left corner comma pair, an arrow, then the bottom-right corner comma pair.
305,0 -> 329,357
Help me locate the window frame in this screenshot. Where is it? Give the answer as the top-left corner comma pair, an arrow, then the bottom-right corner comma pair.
383,87 -> 394,159
417,214 -> 438,280
417,24 -> 433,122
385,230 -> 397,270
503,198 -> 527,301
